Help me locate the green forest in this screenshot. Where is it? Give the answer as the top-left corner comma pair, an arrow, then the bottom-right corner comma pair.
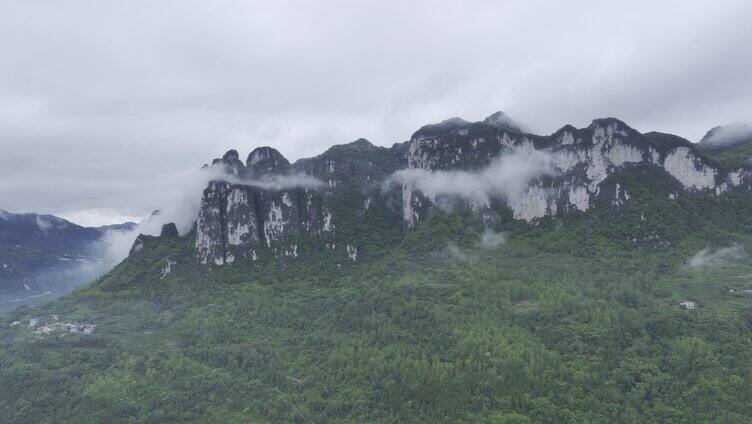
2,198 -> 752,423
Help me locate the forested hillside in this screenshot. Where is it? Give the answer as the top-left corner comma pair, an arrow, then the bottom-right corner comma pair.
2,116 -> 752,423
2,197 -> 752,422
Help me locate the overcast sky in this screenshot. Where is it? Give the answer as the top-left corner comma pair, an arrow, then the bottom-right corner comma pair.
1,0 -> 751,226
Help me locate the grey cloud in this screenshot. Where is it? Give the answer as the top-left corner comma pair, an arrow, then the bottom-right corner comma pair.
1,0 -> 751,224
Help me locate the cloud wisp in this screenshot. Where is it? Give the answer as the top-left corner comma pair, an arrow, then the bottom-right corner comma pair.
687,244 -> 748,269
91,166 -> 325,268
479,228 -> 506,249
385,150 -> 558,208
700,122 -> 752,148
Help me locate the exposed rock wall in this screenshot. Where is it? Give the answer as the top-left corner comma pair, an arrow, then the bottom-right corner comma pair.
399,116 -> 748,224
192,113 -> 751,265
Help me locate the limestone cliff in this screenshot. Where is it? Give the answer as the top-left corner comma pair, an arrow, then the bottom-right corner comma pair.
192,113 -> 751,265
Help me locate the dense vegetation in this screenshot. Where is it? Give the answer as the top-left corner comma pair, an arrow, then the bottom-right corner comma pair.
2,171 -> 752,423
700,141 -> 752,168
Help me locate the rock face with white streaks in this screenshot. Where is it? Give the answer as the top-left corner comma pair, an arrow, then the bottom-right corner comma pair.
191,113 -> 751,266
195,140 -> 399,265
396,116 -> 749,224
399,117 -> 654,221
196,182 -> 315,265
246,147 -> 290,177
196,181 -> 231,265
507,185 -> 555,221
662,147 -> 717,189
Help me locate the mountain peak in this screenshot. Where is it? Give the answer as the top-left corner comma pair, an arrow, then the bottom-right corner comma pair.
699,122 -> 752,149
552,124 -> 577,135
211,150 -> 244,176
160,222 -> 179,238
586,118 -> 640,139
483,111 -> 525,132
441,116 -> 469,126
589,117 -> 630,129
246,147 -> 290,175
222,149 -> 240,161
349,138 -> 374,148
411,117 -> 470,139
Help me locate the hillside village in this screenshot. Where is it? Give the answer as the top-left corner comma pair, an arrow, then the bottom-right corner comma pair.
10,316 -> 96,335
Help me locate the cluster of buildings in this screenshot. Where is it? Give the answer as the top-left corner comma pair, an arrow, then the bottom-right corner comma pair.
10,316 -> 96,335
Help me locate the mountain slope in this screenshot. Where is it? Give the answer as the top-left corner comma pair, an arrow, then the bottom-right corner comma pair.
0,210 -> 135,310
2,114 -> 752,423
3,213 -> 752,423
697,122 -> 752,167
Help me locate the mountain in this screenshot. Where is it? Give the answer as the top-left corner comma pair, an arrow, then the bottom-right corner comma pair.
0,210 -> 136,310
697,122 -> 752,167
699,122 -> 752,149
193,114 -> 749,266
2,114 -> 752,423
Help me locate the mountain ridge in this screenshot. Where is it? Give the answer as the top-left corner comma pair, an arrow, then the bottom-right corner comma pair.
0,210 -> 136,309
188,114 -> 751,267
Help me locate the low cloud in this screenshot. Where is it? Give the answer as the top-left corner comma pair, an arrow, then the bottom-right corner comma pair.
484,111 -> 528,133
35,216 -> 53,232
445,242 -> 471,262
688,244 -> 748,269
385,150 -> 558,207
231,173 -> 324,192
700,122 -> 752,147
91,165 -> 325,268
479,228 -> 506,249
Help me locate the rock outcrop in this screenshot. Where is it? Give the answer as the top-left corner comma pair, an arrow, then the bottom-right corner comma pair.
195,139 -> 402,265
193,113 -> 751,265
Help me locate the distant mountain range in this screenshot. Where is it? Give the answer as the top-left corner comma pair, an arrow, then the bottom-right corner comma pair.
0,210 -> 135,310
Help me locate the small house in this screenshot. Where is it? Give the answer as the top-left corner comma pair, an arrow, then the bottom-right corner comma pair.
679,300 -> 696,309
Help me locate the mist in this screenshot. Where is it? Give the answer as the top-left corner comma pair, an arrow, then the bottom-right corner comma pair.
700,122 -> 752,147
91,164 -> 325,269
479,228 -> 506,249
484,111 -> 528,133
687,244 -> 748,269
385,150 -> 558,207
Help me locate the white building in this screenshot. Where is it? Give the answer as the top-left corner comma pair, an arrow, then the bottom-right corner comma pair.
679,300 -> 696,309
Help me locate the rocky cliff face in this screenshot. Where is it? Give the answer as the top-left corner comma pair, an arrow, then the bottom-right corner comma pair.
399,116 -> 749,224
195,142 -> 402,265
193,113 -> 751,265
